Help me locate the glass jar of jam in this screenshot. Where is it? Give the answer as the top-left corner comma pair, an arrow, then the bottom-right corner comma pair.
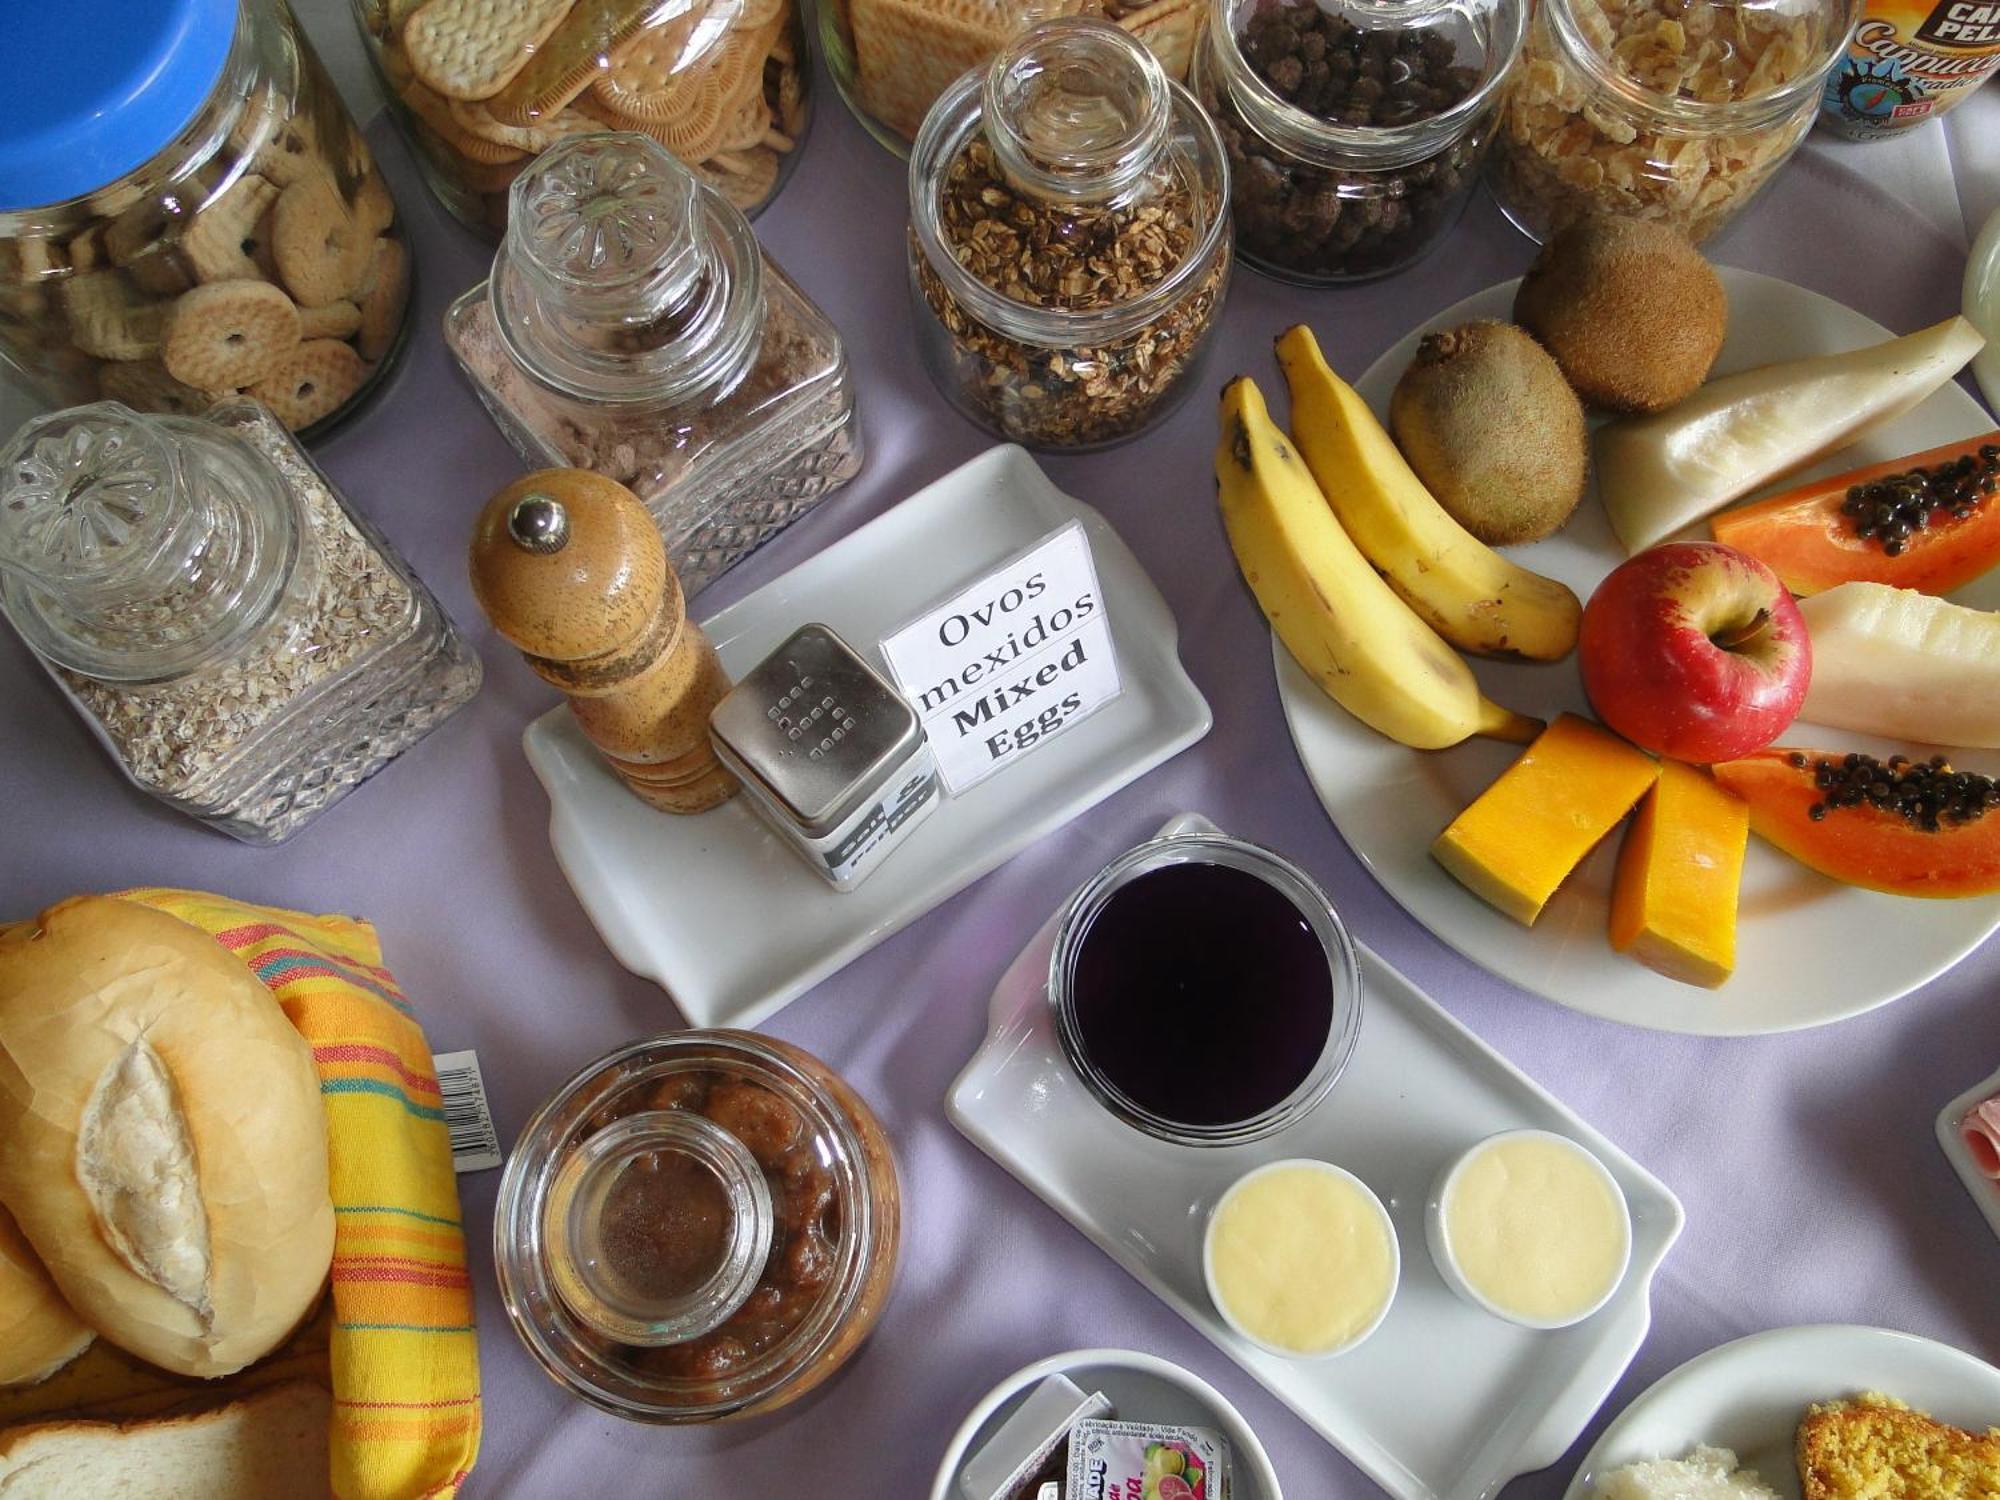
1049,831 -> 1363,1146
494,1031 -> 901,1422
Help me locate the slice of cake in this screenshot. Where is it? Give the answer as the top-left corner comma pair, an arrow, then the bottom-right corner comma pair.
1798,1394 -> 2000,1500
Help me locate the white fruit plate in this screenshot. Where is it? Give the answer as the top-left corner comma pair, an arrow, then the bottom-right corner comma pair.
1560,1324 -> 2000,1500
1967,205 -> 2000,414
1274,269 -> 2000,1036
948,816 -> 1683,1500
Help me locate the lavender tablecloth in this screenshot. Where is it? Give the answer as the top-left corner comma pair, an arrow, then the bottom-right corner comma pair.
2,6 -> 1997,1495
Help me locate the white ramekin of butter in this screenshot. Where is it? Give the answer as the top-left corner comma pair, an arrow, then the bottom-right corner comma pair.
1202,1158 -> 1399,1360
1425,1129 -> 1632,1330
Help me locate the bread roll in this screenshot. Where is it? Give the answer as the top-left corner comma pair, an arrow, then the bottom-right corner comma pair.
0,898 -> 333,1379
0,1207 -> 91,1387
0,1377 -> 331,1497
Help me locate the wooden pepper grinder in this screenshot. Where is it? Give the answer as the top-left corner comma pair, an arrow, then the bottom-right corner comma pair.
470,468 -> 736,814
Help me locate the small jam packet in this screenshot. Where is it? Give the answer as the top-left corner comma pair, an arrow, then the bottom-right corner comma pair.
1064,1417 -> 1232,1500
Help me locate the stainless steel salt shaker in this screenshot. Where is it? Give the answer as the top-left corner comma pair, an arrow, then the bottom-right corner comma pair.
709,624 -> 941,890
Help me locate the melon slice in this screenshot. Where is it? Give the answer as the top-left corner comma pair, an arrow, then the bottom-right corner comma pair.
1796,582 -> 2000,749
1597,316 -> 1986,555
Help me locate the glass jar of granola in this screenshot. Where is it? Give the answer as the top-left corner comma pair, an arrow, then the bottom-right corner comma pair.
0,0 -> 412,437
1190,0 -> 1526,284
821,0 -> 1206,153
908,18 -> 1231,450
1486,0 -> 1862,245
0,401 -> 481,844
444,133 -> 862,596
353,0 -> 809,237
494,1030 -> 902,1423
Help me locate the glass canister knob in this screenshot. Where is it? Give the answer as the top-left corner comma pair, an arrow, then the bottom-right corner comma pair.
508,133 -> 709,324
983,20 -> 1172,205
0,402 -> 297,681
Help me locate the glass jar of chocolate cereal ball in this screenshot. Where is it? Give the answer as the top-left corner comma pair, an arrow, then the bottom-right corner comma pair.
908,18 -> 1231,450
353,0 -> 811,237
1485,0 -> 1861,245
494,1030 -> 902,1423
1190,0 -> 1526,284
0,0 -> 412,438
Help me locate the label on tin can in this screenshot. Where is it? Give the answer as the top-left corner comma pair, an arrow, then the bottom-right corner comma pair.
1820,0 -> 2000,138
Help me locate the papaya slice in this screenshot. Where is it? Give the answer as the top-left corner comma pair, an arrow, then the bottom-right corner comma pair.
1711,747 -> 2000,898
1709,432 -> 2000,597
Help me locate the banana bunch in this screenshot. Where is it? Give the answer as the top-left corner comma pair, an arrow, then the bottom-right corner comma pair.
1276,325 -> 1581,663
1216,376 -> 1542,751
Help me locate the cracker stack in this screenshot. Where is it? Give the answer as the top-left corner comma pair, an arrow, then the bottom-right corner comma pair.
470,469 -> 737,814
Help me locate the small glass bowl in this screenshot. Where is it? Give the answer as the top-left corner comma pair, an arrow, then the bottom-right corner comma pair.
1048,831 -> 1362,1148
1424,1128 -> 1632,1330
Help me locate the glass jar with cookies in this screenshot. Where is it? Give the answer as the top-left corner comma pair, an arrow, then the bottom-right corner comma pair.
1484,0 -> 1862,245
820,0 -> 1206,153
353,0 -> 810,237
0,0 -> 412,437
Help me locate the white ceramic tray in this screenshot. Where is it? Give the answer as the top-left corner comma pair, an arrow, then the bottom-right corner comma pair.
524,446 -> 1211,1029
1937,1060 -> 2000,1244
1561,1324 -> 2000,1500
1276,269 -> 2000,1036
930,1348 -> 1285,1500
947,815 -> 1684,1500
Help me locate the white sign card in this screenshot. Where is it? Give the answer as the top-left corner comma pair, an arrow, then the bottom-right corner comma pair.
879,521 -> 1122,795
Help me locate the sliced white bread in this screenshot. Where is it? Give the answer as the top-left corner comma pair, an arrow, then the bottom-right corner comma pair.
0,1379 -> 331,1498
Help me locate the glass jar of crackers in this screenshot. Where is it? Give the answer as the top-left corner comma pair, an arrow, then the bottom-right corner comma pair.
354,0 -> 809,236
1484,0 -> 1862,245
907,19 -> 1231,450
822,0 -> 1205,151
0,0 -> 412,437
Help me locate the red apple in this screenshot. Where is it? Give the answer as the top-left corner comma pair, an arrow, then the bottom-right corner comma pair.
1579,541 -> 1810,763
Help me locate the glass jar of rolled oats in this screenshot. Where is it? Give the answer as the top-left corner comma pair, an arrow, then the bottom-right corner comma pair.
353,0 -> 810,237
1485,0 -> 1862,245
0,401 -> 481,844
907,18 -> 1231,450
0,0 -> 412,437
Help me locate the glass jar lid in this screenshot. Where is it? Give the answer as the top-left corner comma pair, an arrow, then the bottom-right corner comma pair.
494,1030 -> 887,1423
1547,0 -> 1861,121
490,132 -> 764,406
0,401 -> 297,682
1204,0 -> 1527,171
908,17 -> 1230,344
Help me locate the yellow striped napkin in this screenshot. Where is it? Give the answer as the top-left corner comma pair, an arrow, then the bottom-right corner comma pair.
121,889 -> 482,1500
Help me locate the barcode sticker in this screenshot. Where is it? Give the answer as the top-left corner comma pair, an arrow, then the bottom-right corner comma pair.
432,1049 -> 503,1173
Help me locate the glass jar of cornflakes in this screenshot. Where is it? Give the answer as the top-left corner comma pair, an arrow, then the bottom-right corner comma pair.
1485,0 -> 1862,245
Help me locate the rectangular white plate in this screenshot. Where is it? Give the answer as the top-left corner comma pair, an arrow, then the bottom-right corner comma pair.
1937,1063 -> 2000,1243
947,817 -> 1684,1500
523,446 -> 1212,1029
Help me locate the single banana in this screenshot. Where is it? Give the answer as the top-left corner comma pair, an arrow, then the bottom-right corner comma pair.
1276,324 -> 1581,663
1216,376 -> 1541,751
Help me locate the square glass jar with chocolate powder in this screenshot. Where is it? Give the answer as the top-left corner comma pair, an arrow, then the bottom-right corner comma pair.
446,132 -> 862,598
1190,0 -> 1527,284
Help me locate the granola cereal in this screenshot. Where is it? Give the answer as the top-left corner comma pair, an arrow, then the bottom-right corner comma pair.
1486,0 -> 1839,244
907,25 -> 1232,451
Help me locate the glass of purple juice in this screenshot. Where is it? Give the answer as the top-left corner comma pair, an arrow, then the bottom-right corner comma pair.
1049,832 -> 1362,1147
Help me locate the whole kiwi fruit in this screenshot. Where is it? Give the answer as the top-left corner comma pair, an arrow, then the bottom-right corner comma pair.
1388,320 -> 1588,546
1513,215 -> 1727,414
